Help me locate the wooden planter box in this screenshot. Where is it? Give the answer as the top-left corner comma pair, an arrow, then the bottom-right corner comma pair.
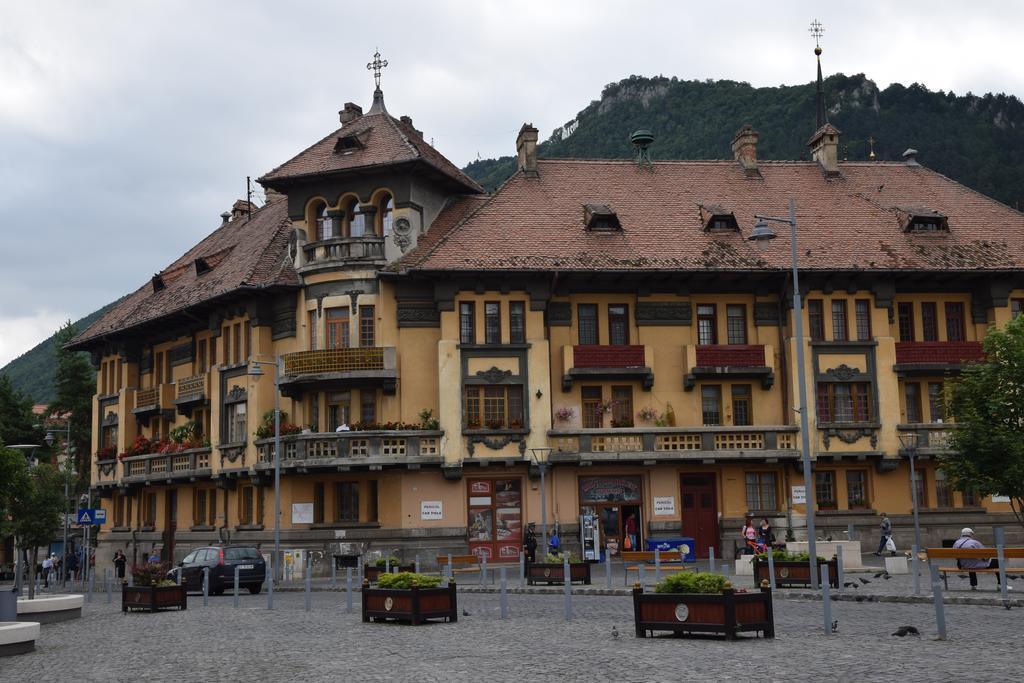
361,581 -> 458,625
364,564 -> 416,582
633,585 -> 775,639
121,585 -> 187,612
526,562 -> 592,585
753,558 -> 839,588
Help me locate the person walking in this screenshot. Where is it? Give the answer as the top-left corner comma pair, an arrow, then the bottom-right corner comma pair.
113,550 -> 127,583
758,518 -> 774,549
874,512 -> 893,556
624,513 -> 638,553
953,528 -> 1006,590
741,517 -> 758,554
42,554 -> 53,588
523,523 -> 537,563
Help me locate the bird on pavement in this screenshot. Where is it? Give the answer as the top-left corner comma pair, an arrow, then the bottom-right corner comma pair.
611,626 -> 619,639
873,572 -> 886,578
892,626 -> 920,637
462,609 -> 470,616
882,573 -> 893,580
843,582 -> 858,589
859,577 -> 871,584
831,619 -> 839,633
825,535 -> 833,542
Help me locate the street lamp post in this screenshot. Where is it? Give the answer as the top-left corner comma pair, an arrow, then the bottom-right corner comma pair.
748,197 -> 819,590
45,420 -> 73,586
529,448 -> 552,557
247,356 -> 282,606
898,432 -> 924,552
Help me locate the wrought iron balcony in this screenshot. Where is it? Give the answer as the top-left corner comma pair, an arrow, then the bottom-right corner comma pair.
685,344 -> 774,390
894,342 -> 983,375
254,430 -> 444,469
548,425 -> 799,463
279,347 -> 397,397
299,236 -> 386,273
561,345 -> 653,391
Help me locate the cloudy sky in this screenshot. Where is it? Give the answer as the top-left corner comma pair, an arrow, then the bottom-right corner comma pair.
2,1 -> 1022,367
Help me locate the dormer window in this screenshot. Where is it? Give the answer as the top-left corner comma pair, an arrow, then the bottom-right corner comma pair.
151,275 -> 165,292
194,257 -> 210,276
896,206 -> 948,233
699,204 -> 739,232
334,133 -> 365,153
583,203 -> 621,232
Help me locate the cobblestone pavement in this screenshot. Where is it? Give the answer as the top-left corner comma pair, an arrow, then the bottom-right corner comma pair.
3,586 -> 1022,682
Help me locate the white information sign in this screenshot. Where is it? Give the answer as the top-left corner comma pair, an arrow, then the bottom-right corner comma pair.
791,485 -> 807,505
991,494 -> 1011,503
653,496 -> 676,516
421,501 -> 443,520
291,503 -> 314,524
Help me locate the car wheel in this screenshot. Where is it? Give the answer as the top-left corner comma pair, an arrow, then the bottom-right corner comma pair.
248,584 -> 262,595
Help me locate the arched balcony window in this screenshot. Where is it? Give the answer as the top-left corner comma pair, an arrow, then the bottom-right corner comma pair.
379,193 -> 394,236
312,201 -> 337,241
347,199 -> 367,238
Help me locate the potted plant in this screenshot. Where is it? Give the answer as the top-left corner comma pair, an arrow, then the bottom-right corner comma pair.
121,562 -> 187,612
554,406 -> 576,423
637,406 -> 660,423
633,573 -> 774,639
525,552 -> 592,585
362,572 -> 457,625
364,555 -> 415,582
752,550 -> 839,588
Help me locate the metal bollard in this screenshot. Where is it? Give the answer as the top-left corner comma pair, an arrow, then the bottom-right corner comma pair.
604,551 -> 612,589
480,556 -> 488,586
821,564 -> 832,635
500,567 -> 508,619
346,567 -> 353,613
562,556 -> 572,621
234,566 -> 240,608
928,563 -> 947,639
447,553 -> 453,580
995,527 -> 1009,607
911,544 -> 920,595
767,548 -> 776,591
415,554 -> 421,575
837,546 -> 845,593
176,567 -> 182,585
202,567 -> 209,607
709,546 -> 716,573
638,564 -> 646,589
267,557 -> 274,610
847,523 -> 855,540
331,560 -> 337,589
87,568 -> 94,602
305,555 -> 312,612
654,548 -> 662,584
519,552 -> 525,588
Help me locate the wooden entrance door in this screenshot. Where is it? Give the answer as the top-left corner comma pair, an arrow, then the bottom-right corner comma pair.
680,474 -> 718,558
164,490 -> 177,563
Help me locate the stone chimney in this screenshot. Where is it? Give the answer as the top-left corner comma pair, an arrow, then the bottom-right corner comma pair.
902,148 -> 920,166
808,123 -> 841,176
264,188 -> 285,204
339,102 -> 363,125
231,199 -> 252,221
400,115 -> 423,139
220,211 -> 231,225
731,125 -> 760,175
516,123 -> 539,176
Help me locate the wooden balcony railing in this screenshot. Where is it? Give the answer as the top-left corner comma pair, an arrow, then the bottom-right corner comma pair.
549,426 -> 798,459
572,345 -> 646,368
121,447 -> 212,483
283,347 -> 389,375
695,344 -> 766,367
135,386 -> 160,408
255,431 -> 443,464
895,341 -> 983,365
176,373 -> 206,399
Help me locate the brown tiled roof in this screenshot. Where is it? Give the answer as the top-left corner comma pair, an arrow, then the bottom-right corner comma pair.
259,98 -> 483,194
393,195 -> 491,271
69,200 -> 298,349
403,159 -> 1024,272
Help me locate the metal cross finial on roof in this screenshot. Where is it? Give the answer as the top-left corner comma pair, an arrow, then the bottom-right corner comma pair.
367,49 -> 388,90
809,19 -> 825,48
868,136 -> 877,160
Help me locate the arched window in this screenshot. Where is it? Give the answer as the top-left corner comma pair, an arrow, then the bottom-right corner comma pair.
378,193 -> 394,236
312,201 -> 335,241
347,199 -> 367,238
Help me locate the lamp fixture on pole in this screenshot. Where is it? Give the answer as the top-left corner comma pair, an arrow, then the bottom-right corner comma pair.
528,448 -> 553,558
748,197 -> 819,590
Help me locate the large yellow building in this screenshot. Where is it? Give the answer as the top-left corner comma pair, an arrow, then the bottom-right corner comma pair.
71,68 -> 1024,570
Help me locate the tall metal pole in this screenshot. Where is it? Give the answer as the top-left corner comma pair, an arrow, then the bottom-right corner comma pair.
273,357 -> 282,582
61,467 -> 69,586
540,463 -> 548,557
908,446 -> 923,553
787,197 -> 819,590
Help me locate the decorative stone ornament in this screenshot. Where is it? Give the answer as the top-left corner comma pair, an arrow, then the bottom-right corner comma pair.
384,597 -> 394,612
674,603 -> 690,622
393,218 -> 413,253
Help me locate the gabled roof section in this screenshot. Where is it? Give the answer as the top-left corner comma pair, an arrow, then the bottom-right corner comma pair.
583,203 -> 621,232
69,200 -> 299,349
894,205 -> 949,233
698,204 -> 739,232
403,159 -> 1024,273
259,95 -> 483,194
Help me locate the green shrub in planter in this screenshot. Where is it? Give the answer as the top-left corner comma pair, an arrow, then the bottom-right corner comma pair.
374,556 -> 401,569
756,550 -> 826,562
377,572 -> 443,590
654,572 -> 729,594
544,552 -> 582,564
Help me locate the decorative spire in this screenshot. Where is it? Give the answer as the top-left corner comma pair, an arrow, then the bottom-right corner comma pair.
809,19 -> 827,130
868,136 -> 877,160
366,49 -> 389,114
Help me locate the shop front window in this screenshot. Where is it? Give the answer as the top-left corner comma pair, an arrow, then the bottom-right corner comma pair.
467,479 -> 522,561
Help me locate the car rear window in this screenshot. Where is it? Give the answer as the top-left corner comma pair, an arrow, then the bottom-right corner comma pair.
225,547 -> 261,561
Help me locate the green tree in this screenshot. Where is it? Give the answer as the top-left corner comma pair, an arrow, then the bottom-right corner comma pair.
50,321 -> 95,488
0,374 -> 40,446
943,315 -> 1024,526
0,442 -> 65,599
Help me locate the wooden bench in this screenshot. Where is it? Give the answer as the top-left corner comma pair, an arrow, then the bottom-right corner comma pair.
621,551 -> 692,586
434,554 -> 520,584
925,547 -> 1024,590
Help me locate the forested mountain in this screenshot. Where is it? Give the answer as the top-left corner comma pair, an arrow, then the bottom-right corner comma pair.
463,73 -> 1024,211
0,301 -> 121,404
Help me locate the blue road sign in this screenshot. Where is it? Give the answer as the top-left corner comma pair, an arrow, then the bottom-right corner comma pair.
77,508 -> 106,525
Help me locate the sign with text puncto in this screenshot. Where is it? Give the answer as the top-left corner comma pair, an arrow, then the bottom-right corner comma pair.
420,501 -> 443,520
791,486 -> 807,505
653,497 -> 676,516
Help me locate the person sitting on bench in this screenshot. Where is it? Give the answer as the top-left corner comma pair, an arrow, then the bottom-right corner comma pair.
953,528 -> 1000,590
